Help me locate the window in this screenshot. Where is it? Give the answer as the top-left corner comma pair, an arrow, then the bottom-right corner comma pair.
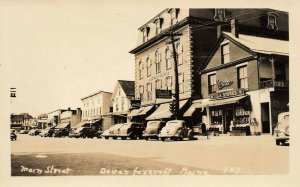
155,50 -> 161,73
176,43 -> 183,65
121,97 -> 125,111
146,58 -> 151,77
170,9 -> 177,26
155,79 -> 162,89
165,76 -> 172,90
238,66 -> 248,89
119,87 -> 121,96
208,74 -> 217,94
146,83 -> 152,100
155,19 -> 161,34
178,73 -> 184,93
142,28 -> 149,42
214,9 -> 226,22
116,98 -> 119,111
222,43 -> 230,64
166,47 -> 172,69
139,61 -> 143,79
139,85 -> 144,101
267,14 -> 278,30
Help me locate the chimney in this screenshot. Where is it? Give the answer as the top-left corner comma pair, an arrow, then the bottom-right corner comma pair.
217,25 -> 222,38
231,19 -> 239,38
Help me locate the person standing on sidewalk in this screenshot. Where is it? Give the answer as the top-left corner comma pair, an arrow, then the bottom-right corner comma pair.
201,123 -> 208,139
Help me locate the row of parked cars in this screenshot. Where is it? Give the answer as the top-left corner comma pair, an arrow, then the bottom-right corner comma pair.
21,120 -> 195,141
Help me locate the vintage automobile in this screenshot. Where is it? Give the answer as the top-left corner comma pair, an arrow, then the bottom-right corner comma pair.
69,127 -> 97,138
28,129 -> 42,136
274,112 -> 289,146
39,129 -> 53,137
158,120 -> 194,141
52,128 -> 70,137
10,129 -> 17,141
19,129 -> 29,134
143,121 -> 166,140
101,123 -> 124,140
118,122 -> 145,140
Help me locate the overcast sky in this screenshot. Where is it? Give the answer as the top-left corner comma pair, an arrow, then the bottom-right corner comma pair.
1,1 -> 163,116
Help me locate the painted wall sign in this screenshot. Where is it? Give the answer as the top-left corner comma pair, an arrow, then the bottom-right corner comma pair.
209,89 -> 245,100
217,80 -> 233,90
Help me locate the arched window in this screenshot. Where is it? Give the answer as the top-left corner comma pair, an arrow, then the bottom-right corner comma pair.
155,50 -> 161,73
268,13 -> 278,30
146,58 -> 151,77
176,43 -> 183,65
166,47 -> 172,69
139,85 -> 144,101
139,61 -> 143,79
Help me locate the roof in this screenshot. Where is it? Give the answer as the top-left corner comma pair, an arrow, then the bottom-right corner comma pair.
81,90 -> 112,100
223,32 -> 289,56
118,80 -> 135,97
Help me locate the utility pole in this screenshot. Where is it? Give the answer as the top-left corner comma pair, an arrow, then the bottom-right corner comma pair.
163,29 -> 182,120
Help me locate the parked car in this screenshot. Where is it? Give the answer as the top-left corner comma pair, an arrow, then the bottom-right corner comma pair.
101,123 -> 124,139
274,112 -> 289,146
53,128 -> 69,137
39,129 -> 52,137
11,130 -> 17,141
158,120 -> 194,141
28,129 -> 42,136
118,122 -> 145,140
69,127 -> 97,138
143,121 -> 166,140
93,129 -> 103,139
19,129 -> 29,134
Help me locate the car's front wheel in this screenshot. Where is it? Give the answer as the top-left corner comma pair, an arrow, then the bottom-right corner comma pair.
104,137 -> 109,140
145,137 -> 149,141
161,137 -> 165,141
276,139 -> 281,145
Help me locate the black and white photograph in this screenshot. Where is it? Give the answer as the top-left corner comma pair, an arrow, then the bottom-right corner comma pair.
1,0 -> 299,186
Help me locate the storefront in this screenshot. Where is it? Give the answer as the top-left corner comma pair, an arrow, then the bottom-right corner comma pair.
128,105 -> 155,126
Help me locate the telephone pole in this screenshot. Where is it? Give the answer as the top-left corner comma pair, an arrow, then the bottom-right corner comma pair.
162,29 -> 182,120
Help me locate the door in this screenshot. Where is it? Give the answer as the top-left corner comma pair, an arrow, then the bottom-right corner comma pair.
225,108 -> 233,133
261,103 -> 270,133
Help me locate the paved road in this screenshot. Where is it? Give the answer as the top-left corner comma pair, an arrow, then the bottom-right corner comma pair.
11,134 -> 289,175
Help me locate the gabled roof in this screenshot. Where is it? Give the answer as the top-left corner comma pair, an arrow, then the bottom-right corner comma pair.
223,32 -> 289,56
118,80 -> 135,97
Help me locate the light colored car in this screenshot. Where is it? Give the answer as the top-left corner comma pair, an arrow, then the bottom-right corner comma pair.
158,120 -> 194,141
143,121 -> 166,140
101,123 -> 124,140
274,112 -> 289,146
118,122 -> 145,140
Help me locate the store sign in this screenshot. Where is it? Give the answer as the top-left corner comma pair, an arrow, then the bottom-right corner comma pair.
217,80 -> 233,90
156,89 -> 172,99
209,89 -> 245,100
131,100 -> 141,108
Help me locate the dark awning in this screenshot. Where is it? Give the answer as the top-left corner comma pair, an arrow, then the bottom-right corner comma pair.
55,122 -> 70,129
72,121 -> 90,129
183,102 -> 205,117
205,95 -> 249,107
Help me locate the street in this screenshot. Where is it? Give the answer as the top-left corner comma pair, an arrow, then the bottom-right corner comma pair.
11,134 -> 289,176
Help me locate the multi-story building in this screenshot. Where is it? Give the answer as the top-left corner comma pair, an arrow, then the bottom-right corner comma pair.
129,8 -> 288,122
56,108 -> 82,129
47,109 -> 69,127
184,20 -> 288,135
111,80 -> 135,124
81,90 -> 113,130
10,113 -> 33,130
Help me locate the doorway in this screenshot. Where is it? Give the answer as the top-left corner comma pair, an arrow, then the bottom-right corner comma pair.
224,108 -> 234,133
261,102 -> 270,133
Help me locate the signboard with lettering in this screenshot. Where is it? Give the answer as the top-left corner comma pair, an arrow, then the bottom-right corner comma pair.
148,71 -> 170,82
217,80 -> 233,90
131,100 -> 141,108
209,89 -> 245,100
156,89 -> 172,99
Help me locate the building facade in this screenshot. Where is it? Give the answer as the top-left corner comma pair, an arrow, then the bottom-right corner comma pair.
111,80 -> 135,124
10,113 -> 33,130
58,108 -> 82,129
81,90 -> 113,130
129,8 -> 288,123
47,109 -> 69,128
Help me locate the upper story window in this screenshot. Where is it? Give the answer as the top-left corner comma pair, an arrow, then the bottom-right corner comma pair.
214,9 -> 226,22
139,85 -> 144,101
121,97 -> 125,111
238,66 -> 248,89
155,50 -> 161,73
267,13 -> 278,30
166,47 -> 172,69
146,58 -> 151,77
155,79 -> 162,90
146,83 -> 152,100
222,43 -> 230,64
142,27 -> 150,43
176,43 -> 183,65
208,74 -> 217,94
154,19 -> 162,35
139,61 -> 143,79
178,73 -> 184,93
118,87 -> 121,96
115,98 -> 119,111
165,76 -> 172,90
169,9 -> 179,26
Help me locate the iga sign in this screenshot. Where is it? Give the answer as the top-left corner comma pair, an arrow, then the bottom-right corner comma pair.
209,89 -> 245,100
156,89 -> 172,99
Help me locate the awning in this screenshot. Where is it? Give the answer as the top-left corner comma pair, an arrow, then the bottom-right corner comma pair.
72,121 -> 90,129
204,95 -> 249,107
128,108 -> 142,117
55,122 -> 70,129
183,102 -> 205,117
146,100 -> 189,120
112,111 -> 130,117
136,105 -> 154,116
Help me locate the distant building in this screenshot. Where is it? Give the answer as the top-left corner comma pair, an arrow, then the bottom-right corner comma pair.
48,109 -> 70,127
81,90 -> 113,130
10,113 -> 33,130
56,108 -> 82,129
37,113 -> 48,129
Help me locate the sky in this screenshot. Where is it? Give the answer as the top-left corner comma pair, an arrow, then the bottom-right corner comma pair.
0,0 -> 163,117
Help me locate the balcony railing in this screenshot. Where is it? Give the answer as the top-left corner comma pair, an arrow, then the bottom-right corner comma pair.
259,79 -> 289,89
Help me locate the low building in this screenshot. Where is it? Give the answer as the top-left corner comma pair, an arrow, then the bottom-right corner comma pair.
56,108 -> 82,129
184,20 -> 289,135
47,109 -> 69,128
37,113 -> 48,129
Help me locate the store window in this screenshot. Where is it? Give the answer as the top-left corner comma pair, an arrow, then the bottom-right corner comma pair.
176,43 -> 183,65
178,73 -> 184,93
267,13 -> 278,30
166,47 -> 172,69
139,61 -> 143,79
211,109 -> 223,125
139,85 -> 144,101
208,74 -> 217,94
222,43 -> 230,64
146,83 -> 152,100
155,50 -> 161,73
238,66 -> 248,89
214,9 -> 226,22
165,76 -> 172,90
146,58 -> 151,77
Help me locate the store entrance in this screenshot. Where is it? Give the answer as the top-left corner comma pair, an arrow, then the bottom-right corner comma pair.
224,108 -> 234,133
261,102 -> 270,133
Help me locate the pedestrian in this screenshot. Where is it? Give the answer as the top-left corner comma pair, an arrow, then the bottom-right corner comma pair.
201,123 -> 208,139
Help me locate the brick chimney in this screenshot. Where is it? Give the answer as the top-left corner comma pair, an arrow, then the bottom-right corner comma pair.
231,19 -> 239,38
